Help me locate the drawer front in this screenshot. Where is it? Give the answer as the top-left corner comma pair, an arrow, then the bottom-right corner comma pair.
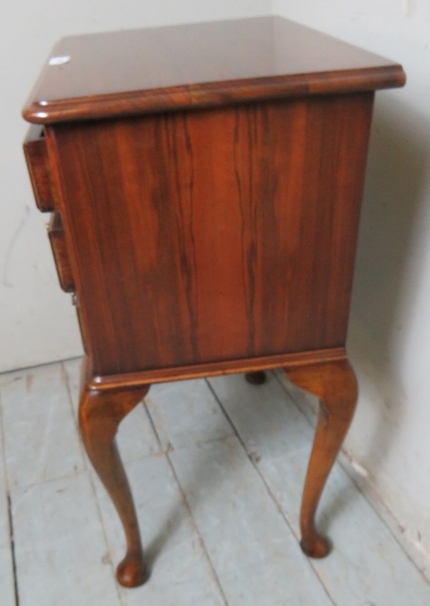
23,125 -> 55,212
47,212 -> 75,292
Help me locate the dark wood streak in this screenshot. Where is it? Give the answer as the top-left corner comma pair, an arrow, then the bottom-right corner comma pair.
258,104 -> 280,354
247,107 -> 257,354
151,116 -> 178,360
172,115 -> 199,359
234,107 -> 255,354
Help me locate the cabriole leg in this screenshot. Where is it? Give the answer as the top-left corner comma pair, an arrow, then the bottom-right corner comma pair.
79,370 -> 150,587
284,358 -> 357,558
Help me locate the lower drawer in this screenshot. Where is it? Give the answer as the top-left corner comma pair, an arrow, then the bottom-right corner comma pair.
47,212 -> 75,292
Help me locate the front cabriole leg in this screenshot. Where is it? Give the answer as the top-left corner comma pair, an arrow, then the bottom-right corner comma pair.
284,358 -> 357,558
78,364 -> 150,587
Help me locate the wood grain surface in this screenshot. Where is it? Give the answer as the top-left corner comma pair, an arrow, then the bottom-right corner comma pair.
284,359 -> 358,558
47,93 -> 374,376
88,348 -> 347,391
78,357 -> 150,587
23,125 -> 56,212
22,16 -> 404,123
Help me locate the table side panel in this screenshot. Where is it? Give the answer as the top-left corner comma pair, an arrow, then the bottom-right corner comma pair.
50,93 -> 374,375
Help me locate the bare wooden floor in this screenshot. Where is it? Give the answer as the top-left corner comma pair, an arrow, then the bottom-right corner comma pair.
0,358 -> 429,605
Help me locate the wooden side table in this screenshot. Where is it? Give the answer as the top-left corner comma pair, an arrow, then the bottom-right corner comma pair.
22,16 -> 405,587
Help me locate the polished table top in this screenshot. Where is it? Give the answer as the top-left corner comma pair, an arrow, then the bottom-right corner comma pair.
23,16 -> 405,124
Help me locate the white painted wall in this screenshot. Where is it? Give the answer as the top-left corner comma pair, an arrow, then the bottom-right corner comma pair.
0,0 -> 271,373
3,0 -> 430,575
273,0 -> 430,574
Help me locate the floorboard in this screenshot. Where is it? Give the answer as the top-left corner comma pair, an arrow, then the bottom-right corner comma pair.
144,379 -> 334,605
92,456 -> 228,606
11,472 -> 121,606
208,372 -> 430,606
0,359 -> 429,605
169,436 -> 334,606
0,405 -> 15,606
1,365 -> 84,489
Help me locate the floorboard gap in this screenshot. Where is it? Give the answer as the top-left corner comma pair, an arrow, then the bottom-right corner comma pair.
7,492 -> 20,606
205,378 -> 337,606
273,369 -> 430,587
143,400 -> 230,606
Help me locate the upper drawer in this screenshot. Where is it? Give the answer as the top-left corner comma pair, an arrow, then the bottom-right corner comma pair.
23,125 -> 55,212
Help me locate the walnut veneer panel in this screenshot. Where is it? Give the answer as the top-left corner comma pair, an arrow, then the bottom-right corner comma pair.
48,92 -> 374,375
